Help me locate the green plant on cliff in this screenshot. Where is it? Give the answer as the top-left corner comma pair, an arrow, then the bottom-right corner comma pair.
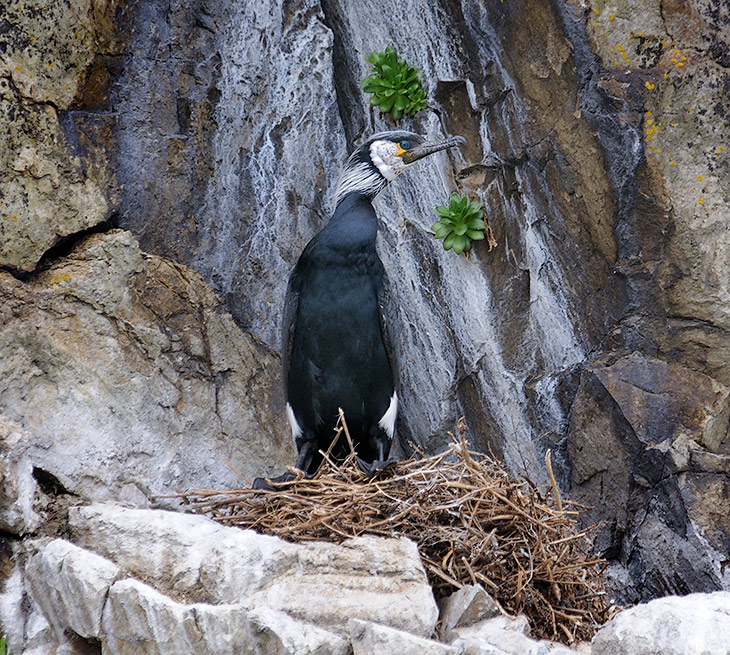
1,635 -> 6,655
361,46 -> 427,120
431,192 -> 487,255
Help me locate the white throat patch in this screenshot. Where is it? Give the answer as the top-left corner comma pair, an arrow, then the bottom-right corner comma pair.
370,140 -> 406,181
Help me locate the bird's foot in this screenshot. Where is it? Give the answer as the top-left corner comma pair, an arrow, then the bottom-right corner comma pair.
252,471 -> 297,491
356,456 -> 399,479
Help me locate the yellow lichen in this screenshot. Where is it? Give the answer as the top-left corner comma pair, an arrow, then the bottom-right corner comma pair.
50,272 -> 72,286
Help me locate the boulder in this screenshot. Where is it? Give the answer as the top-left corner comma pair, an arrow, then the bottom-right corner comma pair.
438,584 -> 500,640
349,619 -> 461,655
592,592 -> 730,655
17,504 -> 438,653
67,503 -> 438,638
449,614 -> 549,655
0,230 -> 294,505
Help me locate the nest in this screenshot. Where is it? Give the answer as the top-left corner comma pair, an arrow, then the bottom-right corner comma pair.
176,416 -> 610,644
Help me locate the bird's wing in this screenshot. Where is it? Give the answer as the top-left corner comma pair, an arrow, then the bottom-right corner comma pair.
281,261 -> 302,389
376,260 -> 399,392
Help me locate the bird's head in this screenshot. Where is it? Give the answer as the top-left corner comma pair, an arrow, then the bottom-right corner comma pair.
334,131 -> 466,205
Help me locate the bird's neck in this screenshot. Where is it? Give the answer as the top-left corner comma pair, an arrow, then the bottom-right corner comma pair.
325,192 -> 379,245
333,162 -> 388,206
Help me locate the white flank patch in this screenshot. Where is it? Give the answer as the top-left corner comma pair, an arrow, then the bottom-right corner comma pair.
286,402 -> 303,440
378,391 -> 398,438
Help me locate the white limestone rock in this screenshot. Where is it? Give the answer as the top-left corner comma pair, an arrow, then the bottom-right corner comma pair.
349,619 -> 461,655
591,592 -> 730,655
449,614 -> 549,655
68,503 -> 439,638
0,415 -> 40,535
102,579 -> 349,655
25,539 -> 122,640
438,584 -> 501,639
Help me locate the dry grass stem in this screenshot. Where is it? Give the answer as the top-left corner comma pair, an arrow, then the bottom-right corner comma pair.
175,422 -> 610,643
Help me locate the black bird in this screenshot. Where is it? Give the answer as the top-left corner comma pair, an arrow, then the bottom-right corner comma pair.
254,131 -> 465,489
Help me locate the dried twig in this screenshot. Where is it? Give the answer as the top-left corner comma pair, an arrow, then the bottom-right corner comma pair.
177,432 -> 610,643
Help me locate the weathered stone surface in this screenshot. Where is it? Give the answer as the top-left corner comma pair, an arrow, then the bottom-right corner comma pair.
0,0 -> 123,272
592,592 -> 730,655
68,503 -> 439,637
0,78 -> 113,272
567,352 -> 730,602
102,579 -> 349,655
438,584 -> 500,640
26,539 -> 122,640
1,0 -> 729,641
449,615 -> 549,655
22,537 -> 349,655
349,619 -> 461,655
0,556 -> 79,655
0,230 -> 294,503
16,505 -> 438,653
0,415 -> 40,535
576,0 -> 730,385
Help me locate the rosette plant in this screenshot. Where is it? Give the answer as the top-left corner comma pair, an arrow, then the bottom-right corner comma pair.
431,192 -> 487,255
361,46 -> 427,121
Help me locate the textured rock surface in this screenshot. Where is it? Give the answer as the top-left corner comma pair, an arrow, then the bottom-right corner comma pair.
448,615 -> 548,655
68,503 -> 439,637
0,230 -> 293,503
0,0 -> 121,271
592,592 -> 730,655
1,0 -> 730,647
438,584 -> 500,641
103,0 -> 730,601
10,503 -> 437,653
0,416 -> 40,535
567,352 -> 730,601
349,619 -> 461,655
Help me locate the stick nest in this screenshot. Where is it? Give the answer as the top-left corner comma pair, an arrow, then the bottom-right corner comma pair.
177,419 -> 610,644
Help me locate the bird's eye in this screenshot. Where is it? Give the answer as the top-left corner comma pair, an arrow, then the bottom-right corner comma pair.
399,140 -> 410,150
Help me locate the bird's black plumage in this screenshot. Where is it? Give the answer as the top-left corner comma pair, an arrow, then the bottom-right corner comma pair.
254,131 -> 465,489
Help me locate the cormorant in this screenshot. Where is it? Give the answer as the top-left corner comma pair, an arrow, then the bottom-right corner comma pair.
254,131 -> 465,489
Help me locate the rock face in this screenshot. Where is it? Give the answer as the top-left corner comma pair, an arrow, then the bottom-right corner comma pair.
103,0 -> 730,602
1,0 -> 730,645
0,230 -> 293,505
592,592 -> 730,655
568,352 -> 730,600
0,0 -> 121,272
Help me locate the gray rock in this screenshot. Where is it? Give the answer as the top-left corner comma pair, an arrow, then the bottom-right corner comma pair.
0,0 -> 120,273
0,415 -> 40,535
102,579 -> 349,655
438,584 -> 500,640
592,592 -> 730,655
25,539 -> 122,640
22,537 -> 349,655
68,503 -> 439,637
349,619 -> 461,655
0,230 -> 294,504
567,353 -> 730,602
450,615 -> 549,655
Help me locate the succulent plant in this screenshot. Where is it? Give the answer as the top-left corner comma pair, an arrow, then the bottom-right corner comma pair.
361,46 -> 427,121
431,192 -> 487,255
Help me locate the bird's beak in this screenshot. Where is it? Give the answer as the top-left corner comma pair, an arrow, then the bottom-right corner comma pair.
400,135 -> 466,165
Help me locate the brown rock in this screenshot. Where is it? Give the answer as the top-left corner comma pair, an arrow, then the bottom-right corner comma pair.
567,353 -> 730,601
0,230 -> 294,503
